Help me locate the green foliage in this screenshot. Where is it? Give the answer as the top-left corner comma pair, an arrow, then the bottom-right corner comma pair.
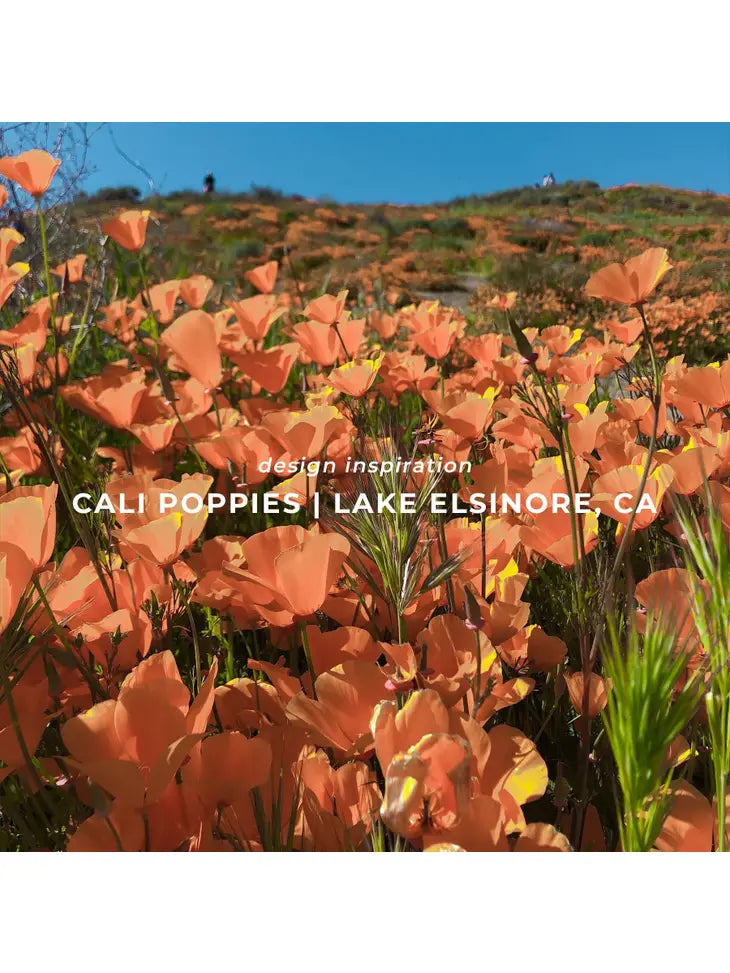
322,436 -> 465,641
413,234 -> 471,254
84,185 -> 142,204
388,217 -> 432,236
602,613 -> 702,852
675,491 -> 730,850
578,229 -> 618,247
218,236 -> 265,265
429,216 -> 474,238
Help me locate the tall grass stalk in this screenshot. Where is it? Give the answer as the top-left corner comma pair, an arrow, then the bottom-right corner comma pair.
675,490 -> 730,850
602,612 -> 701,851
322,438 -> 465,644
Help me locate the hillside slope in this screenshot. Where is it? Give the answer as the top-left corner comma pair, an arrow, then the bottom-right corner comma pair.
72,179 -> 730,359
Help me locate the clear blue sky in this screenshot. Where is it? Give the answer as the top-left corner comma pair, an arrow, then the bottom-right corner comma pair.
7,123 -> 730,203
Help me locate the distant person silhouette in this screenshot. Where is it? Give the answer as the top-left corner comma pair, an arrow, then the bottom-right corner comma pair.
203,172 -> 215,194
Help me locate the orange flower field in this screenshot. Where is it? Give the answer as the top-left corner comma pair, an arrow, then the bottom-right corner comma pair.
3,147 -> 730,853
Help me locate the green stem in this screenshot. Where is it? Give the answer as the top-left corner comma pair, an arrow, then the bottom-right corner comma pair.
0,664 -> 54,827
587,304 -> 662,669
36,202 -> 57,336
299,622 -> 318,700
68,265 -> 98,374
169,565 -> 202,694
137,253 -> 159,341
333,322 -> 352,362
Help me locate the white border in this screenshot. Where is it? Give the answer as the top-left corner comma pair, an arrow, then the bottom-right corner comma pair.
1,853 -> 727,969
3,1 -> 729,121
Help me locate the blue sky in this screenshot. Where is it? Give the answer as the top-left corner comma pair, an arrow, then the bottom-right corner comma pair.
6,123 -> 730,203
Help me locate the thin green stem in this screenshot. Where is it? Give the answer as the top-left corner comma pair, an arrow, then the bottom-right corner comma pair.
299,622 -> 318,700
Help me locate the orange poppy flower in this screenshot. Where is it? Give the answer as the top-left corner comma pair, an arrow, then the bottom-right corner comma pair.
115,474 -> 213,566
0,227 -> 25,266
328,356 -> 382,398
286,660 -> 395,756
487,291 -> 517,311
369,311 -> 398,341
424,387 -> 499,441
275,405 -> 348,460
416,614 -> 479,707
304,625 -> 382,676
145,279 -> 181,324
102,209 -> 151,251
654,780 -> 714,852
422,795 -> 508,851
61,361 -> 147,429
0,542 -> 34,635
129,416 -> 178,453
0,262 -> 29,310
61,652 -> 216,811
0,427 -> 41,484
371,689 -> 450,773
304,290 -> 348,326
229,342 -> 299,394
245,259 -> 278,294
99,298 -> 146,345
564,671 -> 609,718
293,320 -> 340,366
226,295 -> 284,342
179,275 -> 214,309
604,317 -> 644,344
193,731 -> 272,812
0,149 -> 61,198
161,310 -> 222,391
380,733 -> 472,839
0,662 -> 50,781
656,444 -> 719,495
669,361 -> 730,410
634,568 -> 706,649
0,335 -> 39,388
51,254 -> 87,283
585,247 -> 672,306
462,332 -> 503,368
222,524 -> 350,626
591,462 -> 673,534
300,757 -> 381,851
71,608 -> 152,673
540,325 -> 583,356
523,626 -> 568,671
0,483 -> 57,571
414,319 -> 460,359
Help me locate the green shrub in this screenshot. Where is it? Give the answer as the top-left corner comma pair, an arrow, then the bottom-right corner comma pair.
429,216 -> 474,238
